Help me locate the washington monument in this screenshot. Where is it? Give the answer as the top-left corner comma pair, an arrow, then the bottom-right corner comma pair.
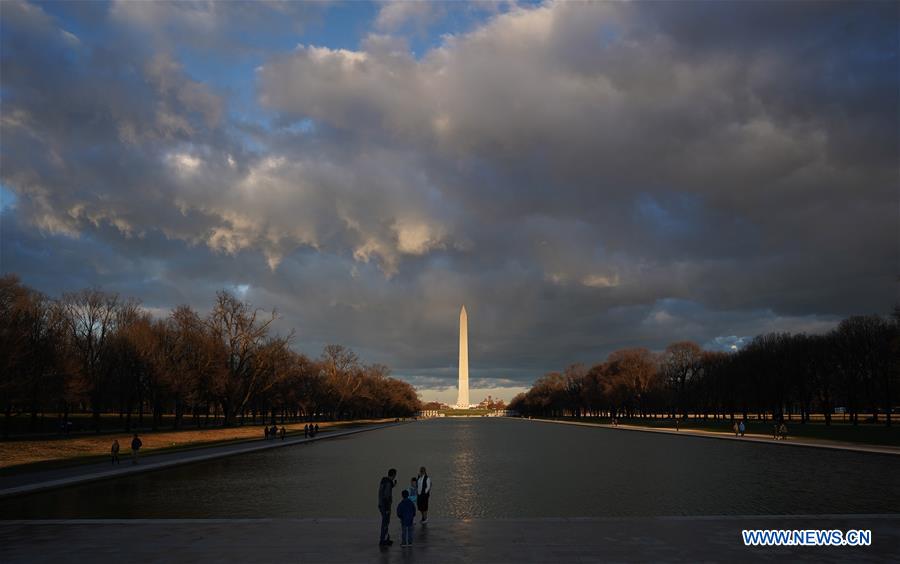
457,305 -> 469,409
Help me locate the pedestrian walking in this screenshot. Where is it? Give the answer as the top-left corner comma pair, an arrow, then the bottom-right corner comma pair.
397,489 -> 417,547
416,466 -> 432,524
314,423 -> 319,435
130,433 -> 142,465
111,439 -> 120,465
279,426 -> 286,440
732,421 -> 739,436
738,420 -> 745,437
265,426 -> 270,440
304,424 -> 309,438
779,422 -> 788,441
378,468 -> 397,546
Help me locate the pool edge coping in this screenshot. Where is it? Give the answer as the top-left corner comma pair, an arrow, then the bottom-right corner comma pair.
0,421 -> 410,500
519,417 -> 900,456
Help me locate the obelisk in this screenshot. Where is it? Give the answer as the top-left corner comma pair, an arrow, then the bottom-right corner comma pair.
457,305 -> 469,409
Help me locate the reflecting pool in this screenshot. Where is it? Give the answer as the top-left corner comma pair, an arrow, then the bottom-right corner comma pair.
2,418 -> 898,518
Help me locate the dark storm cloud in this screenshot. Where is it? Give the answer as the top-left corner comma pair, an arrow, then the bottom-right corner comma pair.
1,1 -> 896,398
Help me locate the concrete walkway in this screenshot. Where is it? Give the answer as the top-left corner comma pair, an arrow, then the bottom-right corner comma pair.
525,418 -> 900,455
2,515 -> 897,563
0,421 -> 406,499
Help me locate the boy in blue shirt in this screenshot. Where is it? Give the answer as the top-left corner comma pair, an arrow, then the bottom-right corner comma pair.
396,489 -> 417,547
408,478 -> 418,504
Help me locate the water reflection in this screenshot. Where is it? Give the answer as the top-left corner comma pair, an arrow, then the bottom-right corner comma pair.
448,421 -> 477,519
1,418 -> 898,519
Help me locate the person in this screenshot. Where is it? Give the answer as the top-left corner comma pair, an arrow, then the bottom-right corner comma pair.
397,489 -> 417,547
111,439 -> 120,465
738,420 -> 746,437
378,468 -> 397,546
408,478 -> 418,504
773,422 -> 779,440
314,423 -> 320,435
279,426 -> 286,440
416,466 -> 432,524
264,426 -> 270,440
732,421 -> 739,436
130,433 -> 142,465
779,422 -> 788,441
304,424 -> 309,438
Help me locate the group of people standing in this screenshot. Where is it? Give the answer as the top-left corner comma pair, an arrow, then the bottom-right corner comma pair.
772,422 -> 789,440
263,423 -> 320,440
378,466 -> 432,548
263,425 -> 286,440
730,419 -> 789,440
110,433 -> 142,465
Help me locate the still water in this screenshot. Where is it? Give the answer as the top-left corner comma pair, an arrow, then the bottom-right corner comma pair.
3,418 -> 899,518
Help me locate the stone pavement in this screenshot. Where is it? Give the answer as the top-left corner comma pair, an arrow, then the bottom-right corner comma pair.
2,515 -> 897,563
526,418 -> 900,456
0,421 -> 406,498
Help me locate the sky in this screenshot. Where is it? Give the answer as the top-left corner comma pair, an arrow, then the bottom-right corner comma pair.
1,0 -> 897,404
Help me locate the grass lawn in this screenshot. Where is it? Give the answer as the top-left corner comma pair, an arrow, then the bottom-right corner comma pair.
441,408 -> 495,416
0,418 -> 395,474
3,412 -> 234,436
541,416 -> 900,447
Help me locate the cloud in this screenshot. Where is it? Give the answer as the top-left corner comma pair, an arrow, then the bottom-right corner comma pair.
375,1 -> 443,32
108,0 -> 324,55
1,1 -> 896,394
258,0 -> 896,311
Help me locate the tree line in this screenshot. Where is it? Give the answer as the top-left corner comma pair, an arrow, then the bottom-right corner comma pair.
0,274 -> 421,437
510,310 -> 899,426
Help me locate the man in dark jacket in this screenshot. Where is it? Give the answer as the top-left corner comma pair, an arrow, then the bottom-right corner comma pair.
378,468 -> 397,546
130,433 -> 142,465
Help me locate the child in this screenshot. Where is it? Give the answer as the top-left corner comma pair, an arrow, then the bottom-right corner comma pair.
408,478 -> 418,504
396,489 -> 417,547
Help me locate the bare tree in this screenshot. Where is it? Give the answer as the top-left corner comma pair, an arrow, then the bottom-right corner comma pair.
563,364 -> 587,417
163,306 -> 214,429
320,344 -> 361,419
0,276 -> 65,437
607,348 -> 660,419
205,290 -> 289,426
662,341 -> 702,419
61,289 -> 128,432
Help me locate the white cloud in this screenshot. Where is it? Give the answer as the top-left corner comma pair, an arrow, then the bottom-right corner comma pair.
375,0 -> 442,32
582,274 -> 619,288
